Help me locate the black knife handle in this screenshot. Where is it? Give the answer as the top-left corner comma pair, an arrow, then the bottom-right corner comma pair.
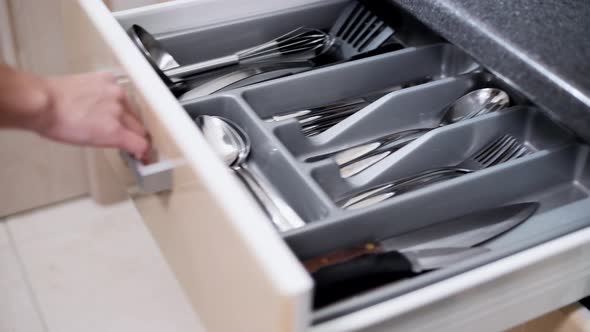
303,242 -> 381,273
312,251 -> 417,308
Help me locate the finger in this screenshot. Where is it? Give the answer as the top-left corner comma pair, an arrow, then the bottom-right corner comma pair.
96,70 -> 118,83
121,112 -> 148,137
117,129 -> 151,163
105,83 -> 127,103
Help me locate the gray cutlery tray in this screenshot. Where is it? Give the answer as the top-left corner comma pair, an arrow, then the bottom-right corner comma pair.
121,0 -> 590,324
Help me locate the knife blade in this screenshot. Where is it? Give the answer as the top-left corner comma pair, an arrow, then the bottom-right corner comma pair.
304,202 -> 538,272
309,202 -> 539,308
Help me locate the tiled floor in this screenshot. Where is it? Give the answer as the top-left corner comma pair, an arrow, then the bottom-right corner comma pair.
0,197 -> 204,332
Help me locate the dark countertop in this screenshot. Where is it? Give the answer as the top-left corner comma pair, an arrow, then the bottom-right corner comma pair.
386,0 -> 590,142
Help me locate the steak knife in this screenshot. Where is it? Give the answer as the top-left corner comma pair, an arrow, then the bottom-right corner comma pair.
309,202 -> 539,307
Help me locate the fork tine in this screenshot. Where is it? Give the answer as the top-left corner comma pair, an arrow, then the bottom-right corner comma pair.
340,4 -> 365,39
497,139 -> 530,165
479,136 -> 517,167
488,139 -> 521,166
494,144 -> 520,165
473,134 -> 530,169
347,10 -> 372,43
473,135 -> 510,162
331,2 -> 360,36
351,15 -> 378,45
358,22 -> 389,52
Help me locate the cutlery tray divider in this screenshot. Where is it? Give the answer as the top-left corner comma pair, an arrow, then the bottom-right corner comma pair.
284,143 -> 582,258
120,0 -> 351,65
243,45 -> 482,157
182,95 -> 335,222
294,74 -> 478,155
317,106 -> 576,199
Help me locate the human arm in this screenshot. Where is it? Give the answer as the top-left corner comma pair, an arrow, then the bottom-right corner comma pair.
0,64 -> 150,161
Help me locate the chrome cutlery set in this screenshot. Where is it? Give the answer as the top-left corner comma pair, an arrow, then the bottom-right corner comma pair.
181,38 -> 538,306
128,1 -> 394,99
129,0 -> 585,313
188,79 -> 539,307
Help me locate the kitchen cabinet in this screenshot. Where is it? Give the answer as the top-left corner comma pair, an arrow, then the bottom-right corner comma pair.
59,0 -> 590,331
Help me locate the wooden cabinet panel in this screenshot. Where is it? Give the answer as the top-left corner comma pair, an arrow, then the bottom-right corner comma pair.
0,0 -> 89,217
0,131 -> 88,216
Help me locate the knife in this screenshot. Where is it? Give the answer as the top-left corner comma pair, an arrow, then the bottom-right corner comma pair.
310,202 -> 538,307
179,61 -> 313,101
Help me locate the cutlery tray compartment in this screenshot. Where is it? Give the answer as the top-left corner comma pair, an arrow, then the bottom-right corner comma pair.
118,1 -> 349,66
182,41 -> 590,321
117,0 -> 409,99
182,43 -> 481,224
119,0 -> 590,326
117,0 -> 481,100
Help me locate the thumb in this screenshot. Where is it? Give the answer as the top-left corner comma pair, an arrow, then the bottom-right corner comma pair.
117,129 -> 151,163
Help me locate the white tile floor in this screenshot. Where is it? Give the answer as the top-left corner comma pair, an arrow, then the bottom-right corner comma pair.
0,197 -> 205,332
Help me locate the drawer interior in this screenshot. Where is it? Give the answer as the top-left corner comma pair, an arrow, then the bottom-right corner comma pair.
118,0 -> 590,325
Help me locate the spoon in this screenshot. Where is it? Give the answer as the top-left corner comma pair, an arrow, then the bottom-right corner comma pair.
195,115 -> 306,232
309,88 -> 510,178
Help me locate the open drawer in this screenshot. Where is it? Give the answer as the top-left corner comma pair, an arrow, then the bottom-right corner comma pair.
62,0 -> 590,331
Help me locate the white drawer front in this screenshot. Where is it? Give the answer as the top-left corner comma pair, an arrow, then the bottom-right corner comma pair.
61,1 -> 313,331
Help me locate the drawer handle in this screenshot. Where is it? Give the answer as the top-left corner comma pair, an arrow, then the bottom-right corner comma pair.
121,152 -> 175,194
111,70 -> 174,194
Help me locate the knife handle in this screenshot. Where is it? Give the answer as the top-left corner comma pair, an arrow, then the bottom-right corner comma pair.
312,251 -> 417,308
303,242 -> 381,273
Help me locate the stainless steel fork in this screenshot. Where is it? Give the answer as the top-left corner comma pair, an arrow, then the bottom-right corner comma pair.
338,135 -> 530,209
323,1 -> 395,61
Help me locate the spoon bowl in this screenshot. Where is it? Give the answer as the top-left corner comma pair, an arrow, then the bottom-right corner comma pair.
195,115 -> 305,231
129,24 -> 180,71
195,115 -> 250,167
441,88 -> 510,125
128,25 -> 178,86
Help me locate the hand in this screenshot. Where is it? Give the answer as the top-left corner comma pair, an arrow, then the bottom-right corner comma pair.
39,72 -> 151,162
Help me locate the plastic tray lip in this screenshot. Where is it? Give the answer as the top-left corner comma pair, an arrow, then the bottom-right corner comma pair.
114,0 -> 349,33
239,43 -> 474,103
160,0 -> 349,38
283,148 -> 557,240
